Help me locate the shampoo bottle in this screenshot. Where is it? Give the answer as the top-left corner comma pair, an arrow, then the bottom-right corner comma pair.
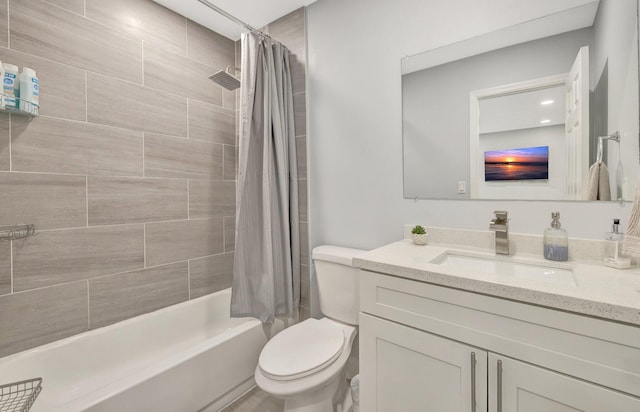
604,219 -> 631,269
544,211 -> 568,261
19,67 -> 38,115
2,63 -> 19,110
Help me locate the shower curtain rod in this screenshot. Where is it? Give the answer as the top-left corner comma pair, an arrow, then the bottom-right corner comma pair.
197,0 -> 281,44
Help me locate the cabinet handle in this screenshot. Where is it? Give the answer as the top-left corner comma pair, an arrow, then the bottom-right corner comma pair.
497,359 -> 503,412
470,352 -> 476,412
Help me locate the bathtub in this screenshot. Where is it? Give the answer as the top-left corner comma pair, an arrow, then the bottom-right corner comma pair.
0,288 -> 267,412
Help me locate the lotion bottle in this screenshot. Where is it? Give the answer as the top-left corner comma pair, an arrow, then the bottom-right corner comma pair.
604,219 -> 631,269
544,211 -> 568,261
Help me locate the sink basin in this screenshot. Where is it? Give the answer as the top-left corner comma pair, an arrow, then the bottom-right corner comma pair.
430,252 -> 577,286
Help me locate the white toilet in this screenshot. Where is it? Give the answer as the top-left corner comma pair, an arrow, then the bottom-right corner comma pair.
255,245 -> 366,412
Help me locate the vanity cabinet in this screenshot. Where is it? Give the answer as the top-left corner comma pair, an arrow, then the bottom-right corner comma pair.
359,270 -> 640,412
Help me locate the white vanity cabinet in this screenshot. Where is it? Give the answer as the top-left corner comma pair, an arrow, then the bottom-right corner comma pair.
359,270 -> 640,412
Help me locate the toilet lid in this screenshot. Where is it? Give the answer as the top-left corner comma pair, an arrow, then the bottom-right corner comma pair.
259,318 -> 345,381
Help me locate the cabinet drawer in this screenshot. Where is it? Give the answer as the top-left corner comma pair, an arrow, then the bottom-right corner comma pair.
361,270 -> 640,397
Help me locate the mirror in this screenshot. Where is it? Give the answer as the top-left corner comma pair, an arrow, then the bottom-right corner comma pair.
402,0 -> 639,201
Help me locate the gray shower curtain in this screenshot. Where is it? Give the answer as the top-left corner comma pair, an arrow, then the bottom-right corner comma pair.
230,32 -> 300,324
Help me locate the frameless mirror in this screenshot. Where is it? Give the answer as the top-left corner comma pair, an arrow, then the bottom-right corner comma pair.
402,0 -> 639,201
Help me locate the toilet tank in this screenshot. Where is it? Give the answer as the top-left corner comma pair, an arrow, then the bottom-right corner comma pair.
312,245 -> 367,325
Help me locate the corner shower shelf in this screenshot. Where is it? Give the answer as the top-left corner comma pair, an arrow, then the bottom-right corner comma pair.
0,378 -> 43,412
0,95 -> 39,117
0,224 -> 36,242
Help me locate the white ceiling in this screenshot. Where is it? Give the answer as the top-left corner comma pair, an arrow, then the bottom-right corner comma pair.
152,0 -> 317,40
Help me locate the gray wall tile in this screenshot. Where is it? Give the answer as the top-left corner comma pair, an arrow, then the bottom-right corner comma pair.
188,100 -> 235,144
87,72 -> 187,136
0,114 -> 8,171
224,216 -> 235,252
0,242 -> 10,296
0,47 -> 86,121
189,180 -> 235,219
0,281 -> 88,357
86,0 -> 186,55
298,179 -> 308,222
0,1 -> 8,48
10,0 -> 142,83
89,261 -> 189,329
294,92 -> 306,137
223,89 -> 236,111
223,144 -> 237,181
266,8 -> 306,94
296,136 -> 307,179
12,225 -> 144,291
88,176 -> 187,226
0,172 -> 86,230
11,116 -> 143,176
186,19 -> 235,68
146,218 -> 223,266
144,43 -> 222,105
44,0 -> 84,15
144,133 -> 222,180
189,252 -> 233,299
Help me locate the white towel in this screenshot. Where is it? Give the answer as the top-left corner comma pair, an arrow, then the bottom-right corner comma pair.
586,161 -> 611,200
623,178 -> 640,257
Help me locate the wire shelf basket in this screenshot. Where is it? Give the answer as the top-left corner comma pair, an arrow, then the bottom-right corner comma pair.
0,378 -> 43,412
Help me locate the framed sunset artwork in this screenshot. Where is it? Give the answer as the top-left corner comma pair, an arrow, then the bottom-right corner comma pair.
484,146 -> 549,181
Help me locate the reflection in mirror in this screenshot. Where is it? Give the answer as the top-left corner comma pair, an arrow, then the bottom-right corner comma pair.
402,0 -> 639,201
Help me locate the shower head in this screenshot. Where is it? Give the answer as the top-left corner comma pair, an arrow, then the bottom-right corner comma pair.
209,65 -> 241,91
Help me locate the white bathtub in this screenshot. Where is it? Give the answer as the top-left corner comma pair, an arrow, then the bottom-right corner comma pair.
0,288 -> 267,412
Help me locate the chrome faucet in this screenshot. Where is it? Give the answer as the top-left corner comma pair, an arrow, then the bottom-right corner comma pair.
490,210 -> 509,255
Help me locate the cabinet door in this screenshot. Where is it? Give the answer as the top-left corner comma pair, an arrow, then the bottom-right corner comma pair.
360,313 -> 487,412
489,354 -> 640,412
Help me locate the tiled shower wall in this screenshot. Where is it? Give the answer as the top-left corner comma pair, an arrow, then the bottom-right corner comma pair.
0,0 -> 238,358
263,8 -> 310,320
0,1 -> 309,359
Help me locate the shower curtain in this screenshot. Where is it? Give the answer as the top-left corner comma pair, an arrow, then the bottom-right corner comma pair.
230,32 -> 300,324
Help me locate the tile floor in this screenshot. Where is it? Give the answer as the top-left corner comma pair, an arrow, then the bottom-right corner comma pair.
221,387 -> 284,412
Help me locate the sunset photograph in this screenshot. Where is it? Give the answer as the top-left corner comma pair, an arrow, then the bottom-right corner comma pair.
484,146 -> 549,181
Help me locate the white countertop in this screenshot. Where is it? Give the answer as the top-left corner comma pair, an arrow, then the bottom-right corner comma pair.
354,239 -> 640,326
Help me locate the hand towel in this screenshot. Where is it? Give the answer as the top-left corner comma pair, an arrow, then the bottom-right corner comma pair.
586,161 -> 611,201
623,178 -> 640,256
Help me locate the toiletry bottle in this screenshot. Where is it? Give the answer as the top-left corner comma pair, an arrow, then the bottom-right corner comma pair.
2,63 -> 19,110
544,211 -> 568,261
19,67 -> 38,115
604,219 -> 631,269
0,61 -> 4,110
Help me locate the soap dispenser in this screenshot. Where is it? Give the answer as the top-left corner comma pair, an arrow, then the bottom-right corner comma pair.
544,212 -> 568,261
604,219 -> 631,269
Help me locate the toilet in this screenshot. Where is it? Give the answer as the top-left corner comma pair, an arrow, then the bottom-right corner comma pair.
255,245 -> 366,412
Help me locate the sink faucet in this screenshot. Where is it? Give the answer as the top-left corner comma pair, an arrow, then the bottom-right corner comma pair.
490,210 -> 509,255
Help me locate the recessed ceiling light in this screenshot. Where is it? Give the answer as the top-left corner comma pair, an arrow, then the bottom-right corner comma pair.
540,100 -> 554,105
540,119 -> 551,124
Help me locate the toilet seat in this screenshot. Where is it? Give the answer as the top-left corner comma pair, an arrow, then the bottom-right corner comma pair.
258,318 -> 346,381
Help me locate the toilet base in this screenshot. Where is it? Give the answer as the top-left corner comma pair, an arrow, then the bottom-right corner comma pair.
281,371 -> 345,412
